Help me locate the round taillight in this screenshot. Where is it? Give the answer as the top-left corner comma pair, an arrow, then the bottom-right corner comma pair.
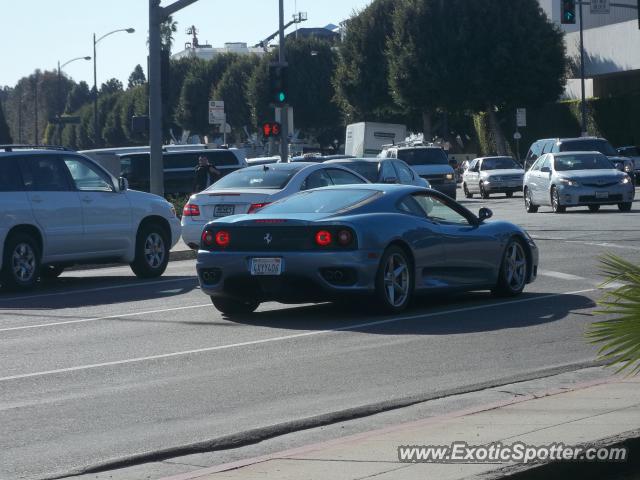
201,230 -> 214,246
337,229 -> 352,246
315,230 -> 332,247
215,230 -> 230,247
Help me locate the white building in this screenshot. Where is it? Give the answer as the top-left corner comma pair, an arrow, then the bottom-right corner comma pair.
172,42 -> 266,61
539,0 -> 640,98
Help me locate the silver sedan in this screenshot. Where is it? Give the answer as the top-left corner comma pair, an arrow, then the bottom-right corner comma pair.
523,152 -> 635,213
462,156 -> 524,199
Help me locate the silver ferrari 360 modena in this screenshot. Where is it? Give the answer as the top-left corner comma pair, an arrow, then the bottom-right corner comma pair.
195,184 -> 538,316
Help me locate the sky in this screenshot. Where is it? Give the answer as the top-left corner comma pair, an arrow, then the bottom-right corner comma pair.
0,0 -> 373,89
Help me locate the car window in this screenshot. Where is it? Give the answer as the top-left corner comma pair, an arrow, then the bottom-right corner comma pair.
558,139 -> 617,156
467,159 -> 478,172
210,166 -> 297,190
540,156 -> 551,170
397,196 -> 427,216
530,156 -> 544,171
480,157 -> 520,170
396,148 -> 448,166
412,193 -> 472,225
21,156 -> 71,192
542,140 -> 555,154
325,168 -> 367,186
302,169 -> 333,190
0,158 -> 25,192
334,162 -> 379,182
204,151 -> 240,167
394,161 -> 415,183
380,161 -> 396,181
164,153 -> 195,169
553,154 -> 613,171
63,157 -> 114,192
260,189 -> 379,214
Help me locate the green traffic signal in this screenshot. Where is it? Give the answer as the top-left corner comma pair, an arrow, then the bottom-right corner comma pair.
278,92 -> 286,102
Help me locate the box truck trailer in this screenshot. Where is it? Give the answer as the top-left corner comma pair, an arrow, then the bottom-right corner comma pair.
345,122 -> 407,158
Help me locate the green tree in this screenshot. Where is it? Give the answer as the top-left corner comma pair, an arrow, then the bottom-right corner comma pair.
0,99 -> 12,143
160,15 -> 178,53
588,255 -> 640,374
100,78 -> 124,95
66,81 -> 91,113
246,57 -> 271,130
128,64 -> 147,88
211,55 -> 260,140
333,0 -> 403,123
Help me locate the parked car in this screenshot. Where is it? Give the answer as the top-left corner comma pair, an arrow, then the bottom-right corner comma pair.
524,137 -> 633,176
379,145 -> 457,199
181,162 -> 368,249
119,148 -> 247,195
196,184 -> 538,315
523,151 -> 635,213
0,146 -> 181,290
616,146 -> 640,184
462,156 -> 524,199
324,158 -> 431,188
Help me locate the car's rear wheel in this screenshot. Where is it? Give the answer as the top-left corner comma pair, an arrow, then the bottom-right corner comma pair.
463,183 -> 473,198
551,186 -> 566,213
130,223 -> 169,278
41,265 -> 64,279
375,246 -> 413,313
524,188 -> 538,213
588,205 -> 601,213
211,297 -> 260,316
493,238 -> 528,297
2,233 -> 40,291
480,182 -> 490,199
618,202 -> 632,212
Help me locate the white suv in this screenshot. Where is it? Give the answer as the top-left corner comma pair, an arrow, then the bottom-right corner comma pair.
0,147 -> 181,290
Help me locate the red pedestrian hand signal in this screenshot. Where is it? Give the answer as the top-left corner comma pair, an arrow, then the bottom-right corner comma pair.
261,122 -> 282,138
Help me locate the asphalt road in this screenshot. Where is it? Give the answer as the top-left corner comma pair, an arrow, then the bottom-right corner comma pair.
1,188 -> 639,480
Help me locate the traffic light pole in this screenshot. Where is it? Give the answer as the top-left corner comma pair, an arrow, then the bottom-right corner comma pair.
579,0 -> 587,136
278,0 -> 289,162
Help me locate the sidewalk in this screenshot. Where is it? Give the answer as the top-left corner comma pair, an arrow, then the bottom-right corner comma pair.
169,237 -> 196,261
161,375 -> 640,480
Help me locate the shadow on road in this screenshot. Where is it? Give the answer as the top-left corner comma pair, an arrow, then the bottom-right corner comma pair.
0,275 -> 198,310
227,290 -> 596,335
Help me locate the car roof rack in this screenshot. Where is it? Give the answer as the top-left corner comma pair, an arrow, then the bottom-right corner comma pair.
0,144 -> 75,152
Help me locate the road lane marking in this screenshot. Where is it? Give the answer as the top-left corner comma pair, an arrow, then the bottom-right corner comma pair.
0,304 -> 211,333
538,270 -> 587,281
0,277 -> 198,303
0,288 -> 597,383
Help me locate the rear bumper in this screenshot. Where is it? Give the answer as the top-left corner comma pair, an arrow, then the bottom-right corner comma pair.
197,250 -> 380,302
181,220 -> 207,249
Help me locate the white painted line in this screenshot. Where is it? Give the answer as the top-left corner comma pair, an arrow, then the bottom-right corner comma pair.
538,270 -> 587,281
568,241 -> 640,251
0,277 -> 197,303
0,288 -> 597,383
0,304 -> 211,333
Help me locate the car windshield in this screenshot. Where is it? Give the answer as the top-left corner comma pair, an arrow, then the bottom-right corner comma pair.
554,154 -> 613,171
334,162 -> 379,182
258,189 -> 379,214
481,157 -> 520,170
396,148 -> 448,166
208,167 -> 298,190
559,140 -> 617,156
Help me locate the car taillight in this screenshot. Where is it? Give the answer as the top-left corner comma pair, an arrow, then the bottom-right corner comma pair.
248,202 -> 271,214
337,229 -> 353,246
315,230 -> 332,247
215,230 -> 230,247
201,230 -> 214,247
183,203 -> 201,216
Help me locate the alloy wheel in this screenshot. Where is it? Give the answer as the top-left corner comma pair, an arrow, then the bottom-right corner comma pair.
144,232 -> 166,269
12,243 -> 37,283
504,242 -> 527,292
383,253 -> 409,307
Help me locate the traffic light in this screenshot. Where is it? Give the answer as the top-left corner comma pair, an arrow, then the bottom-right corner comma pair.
261,122 -> 282,138
561,0 -> 576,24
269,64 -> 288,105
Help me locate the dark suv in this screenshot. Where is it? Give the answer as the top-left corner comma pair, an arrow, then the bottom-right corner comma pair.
525,137 -> 634,178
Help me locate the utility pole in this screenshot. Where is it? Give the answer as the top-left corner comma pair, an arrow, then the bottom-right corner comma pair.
578,0 -> 587,136
34,72 -> 38,145
149,0 -> 199,196
278,0 -> 289,162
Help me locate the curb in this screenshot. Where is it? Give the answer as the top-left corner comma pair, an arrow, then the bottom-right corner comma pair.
65,249 -> 196,273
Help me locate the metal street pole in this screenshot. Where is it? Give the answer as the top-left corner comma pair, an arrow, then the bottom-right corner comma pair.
148,0 -> 199,196
58,56 -> 91,145
34,71 -> 38,145
278,0 -> 289,162
579,0 -> 587,136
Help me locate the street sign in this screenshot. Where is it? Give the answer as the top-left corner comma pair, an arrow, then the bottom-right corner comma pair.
209,100 -> 225,125
516,108 -> 527,128
590,0 -> 610,14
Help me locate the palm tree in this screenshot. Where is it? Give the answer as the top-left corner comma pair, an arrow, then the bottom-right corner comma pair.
587,254 -> 640,374
160,15 -> 178,53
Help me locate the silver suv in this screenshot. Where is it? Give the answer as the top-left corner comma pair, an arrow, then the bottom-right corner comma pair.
379,146 -> 456,199
0,147 -> 181,290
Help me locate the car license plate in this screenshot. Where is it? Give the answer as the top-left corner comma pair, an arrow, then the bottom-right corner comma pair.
250,258 -> 282,276
214,205 -> 235,217
595,192 -> 609,199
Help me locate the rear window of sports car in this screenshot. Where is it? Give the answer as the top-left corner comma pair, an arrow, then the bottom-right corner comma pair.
259,189 -> 379,214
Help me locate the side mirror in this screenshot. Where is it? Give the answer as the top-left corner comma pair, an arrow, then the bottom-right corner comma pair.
540,166 -> 551,173
118,176 -> 129,191
382,176 -> 398,184
478,207 -> 493,222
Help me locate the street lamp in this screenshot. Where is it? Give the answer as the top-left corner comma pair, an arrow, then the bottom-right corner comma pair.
93,27 -> 135,144
57,56 -> 91,145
